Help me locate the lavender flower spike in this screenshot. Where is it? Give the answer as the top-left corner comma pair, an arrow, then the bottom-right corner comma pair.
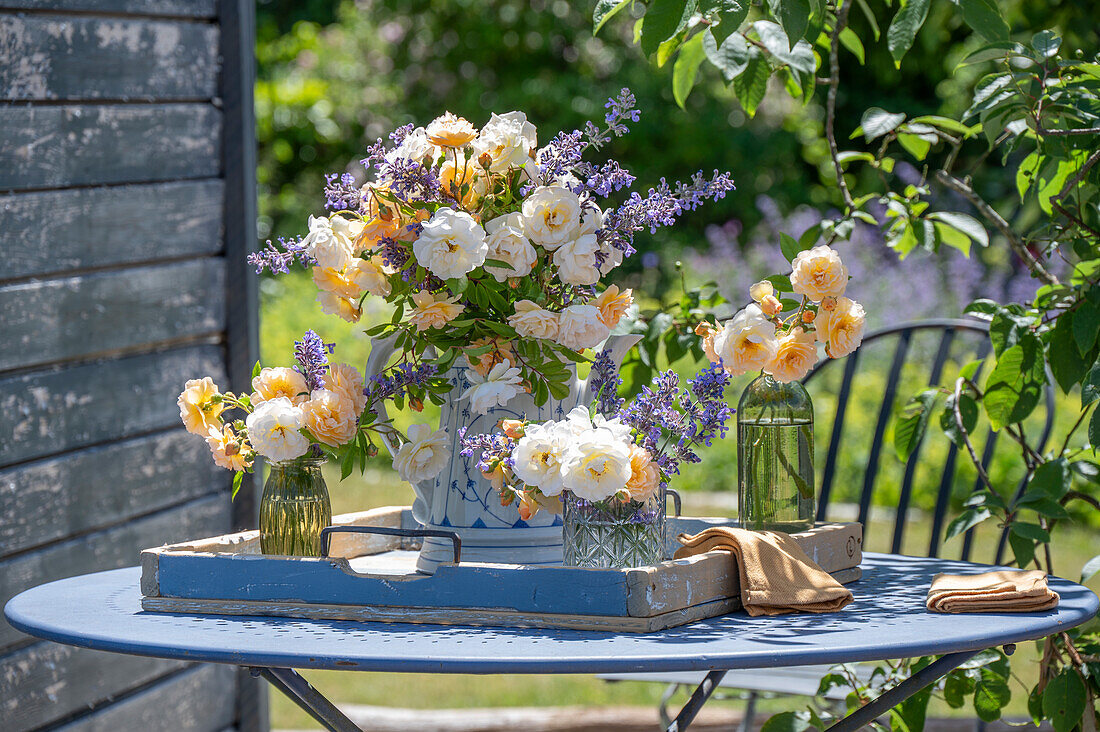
294,330 -> 335,391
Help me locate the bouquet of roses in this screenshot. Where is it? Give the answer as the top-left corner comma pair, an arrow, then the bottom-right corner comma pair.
177,329 -> 453,492
697,243 -> 867,381
250,89 -> 734,408
459,350 -> 735,520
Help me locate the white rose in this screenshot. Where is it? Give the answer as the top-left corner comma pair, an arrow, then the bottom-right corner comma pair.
790,245 -> 849,302
484,212 -> 537,282
330,214 -> 365,242
461,360 -> 524,415
393,423 -> 450,485
412,208 -> 488,280
508,300 -> 559,340
244,397 -> 310,462
521,185 -> 581,250
556,303 -> 610,351
387,126 -> 438,165
553,233 -> 600,285
714,303 -> 778,376
560,428 -> 633,501
592,413 -> 632,443
512,422 -> 570,496
302,215 -> 354,270
556,405 -> 594,438
473,111 -> 537,172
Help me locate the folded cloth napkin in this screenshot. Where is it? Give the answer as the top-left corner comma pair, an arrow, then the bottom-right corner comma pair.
926,570 -> 1059,613
673,527 -> 854,617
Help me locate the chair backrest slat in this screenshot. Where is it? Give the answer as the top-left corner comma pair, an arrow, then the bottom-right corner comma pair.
857,330 -> 911,531
815,349 -> 861,521
804,318 -> 1053,566
891,327 -> 956,554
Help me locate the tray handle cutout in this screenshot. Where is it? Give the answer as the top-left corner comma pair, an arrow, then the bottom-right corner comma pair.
666,488 -> 682,518
320,525 -> 462,564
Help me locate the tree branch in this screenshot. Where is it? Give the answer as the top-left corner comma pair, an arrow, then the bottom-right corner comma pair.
954,377 -> 997,495
825,0 -> 855,211
935,171 -> 1060,286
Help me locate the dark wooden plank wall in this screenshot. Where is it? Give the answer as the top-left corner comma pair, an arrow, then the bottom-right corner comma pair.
0,0 -> 262,730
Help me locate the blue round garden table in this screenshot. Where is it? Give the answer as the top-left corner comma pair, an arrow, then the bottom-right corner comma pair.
6,553 -> 1098,732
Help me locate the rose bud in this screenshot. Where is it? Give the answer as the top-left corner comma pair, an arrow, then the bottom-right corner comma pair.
821,296 -> 838,311
760,295 -> 783,316
366,443 -> 379,457
409,397 -> 424,412
501,419 -> 525,439
749,280 -> 774,302
478,153 -> 493,169
802,310 -> 816,324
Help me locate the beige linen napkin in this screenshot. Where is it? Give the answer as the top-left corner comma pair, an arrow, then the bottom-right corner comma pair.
673,527 -> 854,617
926,570 -> 1059,613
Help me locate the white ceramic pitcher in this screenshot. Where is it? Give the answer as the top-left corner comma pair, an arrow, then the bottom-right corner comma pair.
365,334 -> 640,573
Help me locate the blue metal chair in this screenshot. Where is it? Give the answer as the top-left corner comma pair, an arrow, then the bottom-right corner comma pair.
604,318 -> 1057,729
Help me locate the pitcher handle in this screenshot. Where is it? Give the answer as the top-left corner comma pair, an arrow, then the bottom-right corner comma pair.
578,333 -> 643,405
362,334 -> 434,525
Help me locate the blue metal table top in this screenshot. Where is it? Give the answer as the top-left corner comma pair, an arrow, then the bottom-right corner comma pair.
5,553 -> 1096,674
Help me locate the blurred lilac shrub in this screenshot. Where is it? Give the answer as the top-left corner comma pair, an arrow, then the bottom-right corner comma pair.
685,195 -> 1046,329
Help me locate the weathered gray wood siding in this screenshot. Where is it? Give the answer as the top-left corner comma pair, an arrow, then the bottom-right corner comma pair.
0,0 -> 262,730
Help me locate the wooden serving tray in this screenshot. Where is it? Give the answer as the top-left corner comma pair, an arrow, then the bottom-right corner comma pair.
140,506 -> 863,632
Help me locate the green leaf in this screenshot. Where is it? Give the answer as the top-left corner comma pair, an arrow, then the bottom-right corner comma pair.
928,212 -> 989,248
1008,531 -> 1035,569
1084,363 -> 1100,408
934,221 -> 972,255
944,672 -> 972,708
340,447 -> 356,480
251,360 -> 262,379
940,391 -> 978,447
946,507 -> 992,540
673,32 -> 707,107
1027,686 -> 1045,726
1027,458 -> 1072,501
973,668 -> 1011,721
703,29 -> 752,81
958,41 -> 1025,67
764,274 -> 793,293
988,309 -> 1032,357
641,0 -> 692,58
1031,30 -> 1061,59
231,470 -> 244,500
1010,521 -> 1050,543
1090,405 -> 1100,447
894,388 -> 938,461
1073,299 -> 1100,355
707,0 -> 750,45
1081,554 -> 1100,582
908,115 -> 975,136
887,0 -> 931,67
1043,669 -> 1086,732
760,711 -> 817,732
593,0 -> 633,35
838,27 -> 865,64
767,0 -> 810,44
779,232 -> 807,262
732,46 -> 769,117
984,336 -> 1045,430
858,107 -> 907,141
952,0 -> 1010,42
1049,313 -> 1092,393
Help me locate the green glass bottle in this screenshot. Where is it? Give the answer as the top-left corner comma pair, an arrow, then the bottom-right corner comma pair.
259,456 -> 332,556
737,374 -> 815,532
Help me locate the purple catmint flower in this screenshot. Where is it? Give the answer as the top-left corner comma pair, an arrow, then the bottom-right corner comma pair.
603,88 -> 640,138
294,330 -> 334,391
247,237 -> 314,275
589,348 -> 625,417
366,362 -> 437,405
323,172 -> 363,213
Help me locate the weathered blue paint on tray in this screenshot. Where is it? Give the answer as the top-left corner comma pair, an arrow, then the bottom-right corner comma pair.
7,554 -> 1096,675
155,552 -> 635,616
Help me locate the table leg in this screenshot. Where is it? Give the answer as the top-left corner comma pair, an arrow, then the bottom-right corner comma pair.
823,650 -> 980,732
666,669 -> 728,732
250,666 -> 361,732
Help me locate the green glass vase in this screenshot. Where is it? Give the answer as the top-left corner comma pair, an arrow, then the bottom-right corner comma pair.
258,455 -> 332,556
737,374 -> 815,532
